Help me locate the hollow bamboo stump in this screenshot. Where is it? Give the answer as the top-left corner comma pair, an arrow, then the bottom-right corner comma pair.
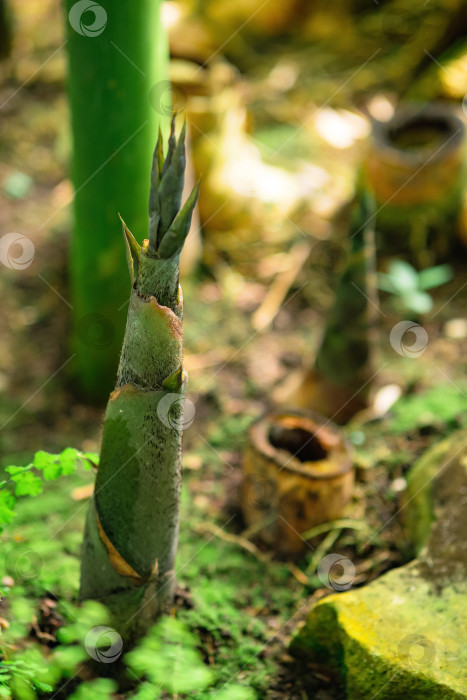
242,411 -> 354,555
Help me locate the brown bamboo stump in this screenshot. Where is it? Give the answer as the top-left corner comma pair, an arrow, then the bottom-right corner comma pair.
242,411 -> 354,556
365,103 -> 465,262
367,104 -> 464,207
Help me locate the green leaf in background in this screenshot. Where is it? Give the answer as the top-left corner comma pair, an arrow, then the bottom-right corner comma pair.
33,451 -> 62,479
82,453 -> 99,469
215,687 -> 257,700
125,618 -> 213,695
68,678 -> 118,700
377,259 -> 454,315
2,171 -> 33,200
56,600 -> 111,646
376,272 -> 397,294
386,259 -> 419,292
52,645 -> 88,674
404,290 -> 433,314
129,684 -> 161,700
0,489 -> 16,527
0,655 -> 53,698
33,681 -> 53,693
9,471 -> 43,498
4,466 -> 31,476
0,449 -> 91,532
389,385 -> 467,433
33,449 -> 79,480
58,448 -> 80,476
418,264 -> 454,290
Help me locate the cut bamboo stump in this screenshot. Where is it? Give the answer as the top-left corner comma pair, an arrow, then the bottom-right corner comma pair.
241,411 -> 354,556
366,103 -> 465,263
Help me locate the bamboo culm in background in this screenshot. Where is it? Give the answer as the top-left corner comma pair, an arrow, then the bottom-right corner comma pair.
64,0 -> 170,401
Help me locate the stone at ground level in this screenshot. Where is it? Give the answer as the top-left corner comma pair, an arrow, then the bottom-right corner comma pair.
290,430 -> 467,699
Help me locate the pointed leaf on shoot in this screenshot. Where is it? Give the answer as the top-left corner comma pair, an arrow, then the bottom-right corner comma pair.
148,130 -> 163,254
156,125 -> 164,180
161,114 -> 177,178
158,181 -> 200,259
158,120 -> 187,241
119,214 -> 141,283
162,367 -> 186,392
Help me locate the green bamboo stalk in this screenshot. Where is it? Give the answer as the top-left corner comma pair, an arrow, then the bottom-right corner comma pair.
80,119 -> 199,642
64,0 -> 170,402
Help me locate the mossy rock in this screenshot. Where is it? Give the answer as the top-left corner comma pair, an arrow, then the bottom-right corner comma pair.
291,562 -> 467,699
290,430 -> 467,699
403,429 -> 467,557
